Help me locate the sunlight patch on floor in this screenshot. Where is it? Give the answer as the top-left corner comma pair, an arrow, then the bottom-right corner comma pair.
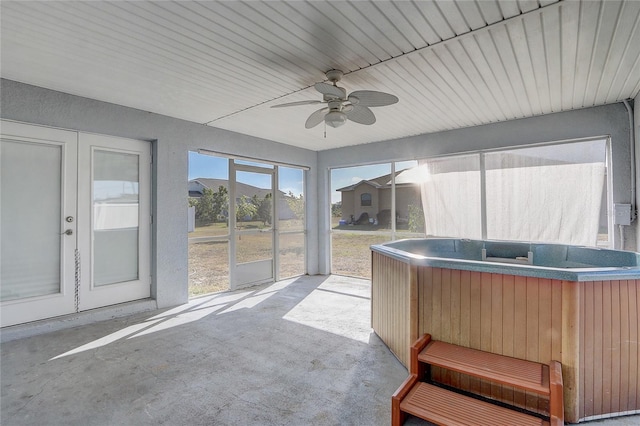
283,282 -> 371,343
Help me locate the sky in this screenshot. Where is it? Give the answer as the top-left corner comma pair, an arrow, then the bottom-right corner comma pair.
189,151 -> 304,197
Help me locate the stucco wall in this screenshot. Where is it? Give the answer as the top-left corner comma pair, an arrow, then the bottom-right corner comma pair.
318,103 -> 636,274
0,79 -> 319,310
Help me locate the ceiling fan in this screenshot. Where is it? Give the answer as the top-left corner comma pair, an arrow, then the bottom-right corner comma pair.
271,69 -> 399,129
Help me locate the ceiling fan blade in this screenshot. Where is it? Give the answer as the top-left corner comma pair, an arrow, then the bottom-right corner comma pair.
346,105 -> 376,125
348,90 -> 399,107
271,100 -> 323,108
314,82 -> 344,99
305,107 -> 329,129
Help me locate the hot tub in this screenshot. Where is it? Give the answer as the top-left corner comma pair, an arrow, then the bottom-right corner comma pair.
371,238 -> 640,423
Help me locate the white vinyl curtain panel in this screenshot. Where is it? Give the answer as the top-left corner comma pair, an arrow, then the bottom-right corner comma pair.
415,147 -> 606,246
485,163 -> 605,246
417,155 -> 482,239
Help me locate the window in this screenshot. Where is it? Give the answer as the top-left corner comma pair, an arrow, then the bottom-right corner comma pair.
329,162 -> 421,278
413,138 -> 610,247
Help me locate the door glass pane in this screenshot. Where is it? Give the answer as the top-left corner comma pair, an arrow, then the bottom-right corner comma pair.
235,171 -> 272,231
1,140 -> 61,300
93,150 -> 139,286
237,233 -> 273,264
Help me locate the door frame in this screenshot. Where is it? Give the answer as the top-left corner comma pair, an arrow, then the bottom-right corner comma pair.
1,120 -> 152,327
0,120 -> 78,327
77,133 -> 151,310
229,161 -> 276,290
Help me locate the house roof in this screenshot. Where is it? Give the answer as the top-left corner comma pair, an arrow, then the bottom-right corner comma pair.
190,178 -> 280,199
2,1 -> 638,152
336,170 -> 414,192
335,180 -> 383,192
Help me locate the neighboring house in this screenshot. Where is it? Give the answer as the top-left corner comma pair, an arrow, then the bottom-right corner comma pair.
336,171 -> 421,226
189,178 -> 295,220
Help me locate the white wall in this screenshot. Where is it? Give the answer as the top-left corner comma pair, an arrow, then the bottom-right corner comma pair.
0,79 -> 319,310
317,103 -> 636,273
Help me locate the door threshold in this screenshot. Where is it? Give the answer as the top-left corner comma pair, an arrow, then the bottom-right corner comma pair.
1,299 -> 157,343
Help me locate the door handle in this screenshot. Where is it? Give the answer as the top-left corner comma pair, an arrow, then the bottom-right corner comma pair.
61,229 -> 73,235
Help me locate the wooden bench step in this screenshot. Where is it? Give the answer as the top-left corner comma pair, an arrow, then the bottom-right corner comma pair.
419,340 -> 550,395
400,381 -> 549,426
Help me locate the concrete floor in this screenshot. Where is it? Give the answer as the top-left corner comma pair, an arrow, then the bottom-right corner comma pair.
1,274 -> 638,426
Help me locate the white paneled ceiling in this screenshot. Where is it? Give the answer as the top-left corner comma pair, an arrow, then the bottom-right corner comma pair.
2,0 -> 639,151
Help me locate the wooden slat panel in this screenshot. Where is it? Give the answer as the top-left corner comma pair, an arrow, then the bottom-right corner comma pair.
419,266 -> 432,340
514,275 -> 529,409
581,279 -> 594,420
611,280 -> 621,414
537,279 -> 552,413
594,281 -> 605,415
629,281 -> 639,411
371,252 -> 411,367
479,272 -> 493,398
502,274 -> 516,405
525,277 -> 540,411
602,280 -> 613,415
449,269 -> 462,388
459,269 -> 472,391
631,279 -> 639,410
432,268 -> 443,342
491,273 -> 504,400
561,280 -> 580,423
579,279 -> 640,420
619,280 -> 630,413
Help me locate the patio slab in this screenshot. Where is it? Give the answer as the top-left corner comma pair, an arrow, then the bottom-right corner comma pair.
1,274 -> 638,425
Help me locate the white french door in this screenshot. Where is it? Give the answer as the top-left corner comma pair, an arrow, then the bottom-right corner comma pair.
1,121 -> 78,326
77,133 -> 151,310
1,121 -> 151,327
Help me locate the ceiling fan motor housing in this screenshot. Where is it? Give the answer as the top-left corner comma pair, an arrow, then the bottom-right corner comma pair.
325,69 -> 344,83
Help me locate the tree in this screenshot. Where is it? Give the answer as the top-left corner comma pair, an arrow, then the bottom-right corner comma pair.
236,195 -> 257,223
331,201 -> 342,218
194,187 -> 215,224
211,185 -> 228,222
256,193 -> 272,225
286,191 -> 305,220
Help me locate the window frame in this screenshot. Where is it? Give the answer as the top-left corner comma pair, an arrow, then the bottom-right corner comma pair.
360,192 -> 372,207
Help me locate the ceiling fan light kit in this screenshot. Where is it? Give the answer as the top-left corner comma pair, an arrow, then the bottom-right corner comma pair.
271,69 -> 398,130
325,110 -> 348,128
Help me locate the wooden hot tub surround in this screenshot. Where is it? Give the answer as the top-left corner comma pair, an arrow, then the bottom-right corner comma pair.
371,239 -> 640,423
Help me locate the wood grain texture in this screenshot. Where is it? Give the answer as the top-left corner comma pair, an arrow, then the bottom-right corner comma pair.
579,279 -> 640,420
372,252 -> 640,422
371,252 -> 413,367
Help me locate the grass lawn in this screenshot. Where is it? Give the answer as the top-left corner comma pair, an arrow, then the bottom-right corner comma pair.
188,220 -> 305,297
331,231 -> 393,279
189,219 -> 421,295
